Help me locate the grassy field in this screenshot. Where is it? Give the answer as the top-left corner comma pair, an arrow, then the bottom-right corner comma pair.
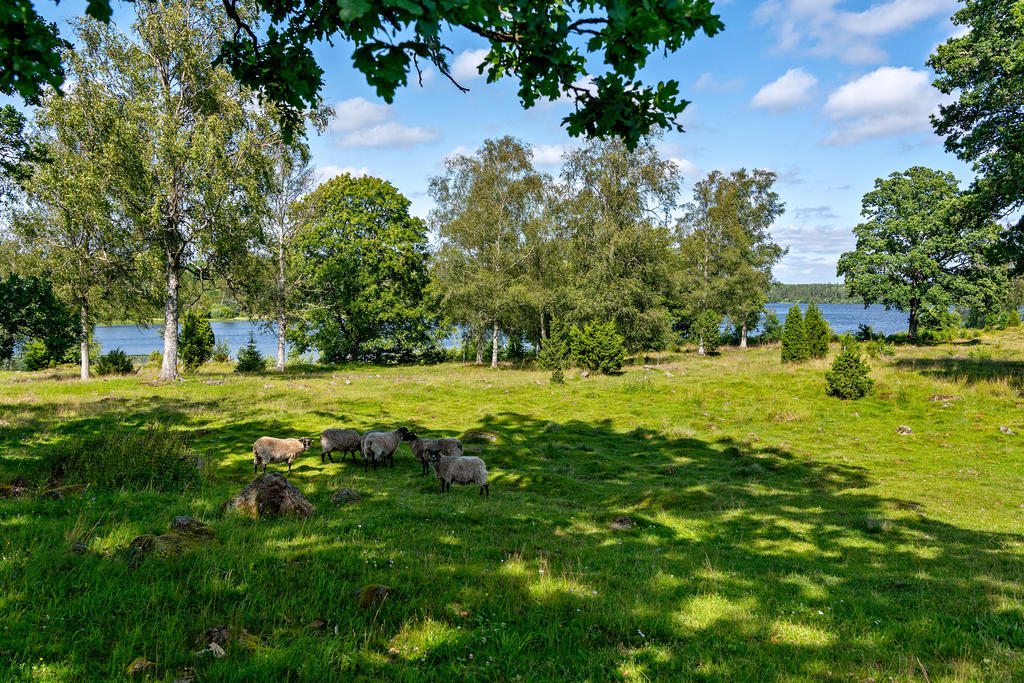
1,333 -> 1023,681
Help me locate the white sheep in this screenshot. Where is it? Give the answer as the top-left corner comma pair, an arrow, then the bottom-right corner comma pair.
408,436 -> 464,476
253,436 -> 312,474
428,452 -> 489,497
360,427 -> 414,471
319,428 -> 361,464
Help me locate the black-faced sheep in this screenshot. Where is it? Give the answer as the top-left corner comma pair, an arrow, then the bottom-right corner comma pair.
361,427 -> 415,471
428,451 -> 489,497
408,437 -> 464,476
253,436 -> 312,474
319,428 -> 361,464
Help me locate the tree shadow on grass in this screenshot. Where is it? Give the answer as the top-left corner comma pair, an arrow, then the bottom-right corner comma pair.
894,356 -> 1024,386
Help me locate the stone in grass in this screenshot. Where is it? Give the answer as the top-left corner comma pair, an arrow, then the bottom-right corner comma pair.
221,472 -> 315,519
329,488 -> 362,506
610,515 -> 634,530
861,517 -> 894,534
896,425 -> 913,436
1000,426 -> 1016,436
127,516 -> 217,561
354,584 -> 392,610
125,656 -> 156,677
41,483 -> 88,500
195,625 -> 259,653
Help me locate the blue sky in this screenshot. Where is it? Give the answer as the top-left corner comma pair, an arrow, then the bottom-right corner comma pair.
21,0 -> 973,283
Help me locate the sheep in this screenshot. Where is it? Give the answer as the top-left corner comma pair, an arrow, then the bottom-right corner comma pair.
408,436 -> 464,476
360,427 -> 415,472
319,428 -> 361,464
428,451 -> 489,497
253,436 -> 312,474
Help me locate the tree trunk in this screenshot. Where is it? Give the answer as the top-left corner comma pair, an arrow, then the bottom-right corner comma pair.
490,320 -> 499,369
79,300 -> 90,380
159,248 -> 180,381
475,328 -> 484,365
276,236 -> 286,372
698,336 -> 706,356
740,323 -> 748,349
539,310 -> 546,351
908,301 -> 919,342
276,312 -> 286,372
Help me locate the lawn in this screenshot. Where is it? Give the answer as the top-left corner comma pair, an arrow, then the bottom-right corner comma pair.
1,333 -> 1022,681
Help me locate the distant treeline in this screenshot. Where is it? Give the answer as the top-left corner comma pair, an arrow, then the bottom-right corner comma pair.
769,284 -> 862,304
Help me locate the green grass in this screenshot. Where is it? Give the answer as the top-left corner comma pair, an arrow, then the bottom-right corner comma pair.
1,331 -> 1023,681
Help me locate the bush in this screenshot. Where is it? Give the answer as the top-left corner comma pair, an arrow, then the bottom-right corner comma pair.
854,324 -> 880,342
235,335 -> 267,373
693,310 -> 722,354
920,304 -> 962,334
780,306 -> 809,363
95,349 -> 135,375
803,302 -> 831,358
538,319 -> 573,370
825,335 -> 873,399
147,349 -> 163,366
1007,309 -> 1022,328
864,338 -> 895,358
46,426 -> 204,492
180,311 -> 215,371
22,338 -> 52,371
572,321 -> 626,374
550,368 -> 564,384
760,309 -> 783,343
212,341 -> 231,362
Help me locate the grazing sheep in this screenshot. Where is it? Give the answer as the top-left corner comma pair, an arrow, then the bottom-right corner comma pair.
408,437 -> 464,476
428,451 -> 489,497
319,428 -> 361,464
361,427 -> 415,471
253,436 -> 312,474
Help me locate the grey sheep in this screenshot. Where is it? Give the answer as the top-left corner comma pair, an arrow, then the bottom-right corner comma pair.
361,427 -> 415,471
319,428 -> 361,464
428,452 -> 489,497
409,436 -> 464,476
253,436 -> 312,474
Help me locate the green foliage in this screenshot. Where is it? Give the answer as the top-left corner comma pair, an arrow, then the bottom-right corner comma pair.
780,306 -> 809,363
45,426 -> 204,492
179,311 -> 215,371
571,321 -> 626,374
291,174 -> 441,364
803,303 -> 831,358
854,324 -> 880,342
863,338 -> 895,359
769,283 -> 861,304
837,167 -> 1004,341
538,319 -> 573,371
929,0 -> 1024,256
919,304 -> 962,335
760,309 -> 783,343
147,349 -> 163,366
0,272 -> 76,366
550,367 -> 565,384
692,310 -> 723,354
212,341 -> 231,362
1007,309 -> 1022,328
21,339 -> 51,371
825,335 -> 874,399
235,335 -> 267,374
0,1 -> 68,104
94,349 -> 134,375
0,105 -> 46,202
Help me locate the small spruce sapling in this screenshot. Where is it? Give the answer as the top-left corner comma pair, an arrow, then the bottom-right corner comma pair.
780,306 -> 809,363
825,335 -> 873,399
572,321 -> 626,374
803,302 -> 831,358
236,335 -> 267,373
179,311 -> 215,371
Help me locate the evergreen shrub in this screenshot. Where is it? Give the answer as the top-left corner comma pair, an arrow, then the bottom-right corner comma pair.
180,311 -> 215,370
95,349 -> 134,375
825,335 -> 873,399
803,303 -> 831,358
780,306 -> 809,363
236,335 -> 267,373
572,321 -> 625,374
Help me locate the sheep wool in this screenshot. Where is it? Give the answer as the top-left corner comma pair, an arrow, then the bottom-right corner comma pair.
408,437 -> 464,476
253,436 -> 312,475
361,427 -> 414,471
320,428 -> 361,464
429,453 -> 489,497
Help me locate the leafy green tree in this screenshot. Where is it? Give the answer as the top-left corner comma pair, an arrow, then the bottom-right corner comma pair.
290,174 -> 439,364
803,303 -> 831,359
0,0 -> 66,103
430,137 -> 546,368
825,335 -> 873,399
780,305 -> 808,363
559,137 -> 680,351
179,311 -> 215,371
837,167 -> 1005,342
692,311 -> 723,354
571,321 -> 626,374
1,105 -> 45,204
760,309 -> 783,343
538,318 -> 574,371
929,0 -> 1024,256
0,272 -> 76,367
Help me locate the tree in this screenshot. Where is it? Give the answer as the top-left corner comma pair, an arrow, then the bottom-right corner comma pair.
289,174 -> 439,364
430,137 -> 546,368
676,169 -> 786,352
65,1 -> 277,381
180,311 -> 215,371
836,167 -> 1005,342
3,0 -> 724,148
0,272 -> 76,367
0,105 -> 45,204
571,321 -> 626,374
803,302 -> 831,358
780,305 -> 808,363
929,1 -> 1024,260
825,335 -> 873,399
559,137 -> 681,351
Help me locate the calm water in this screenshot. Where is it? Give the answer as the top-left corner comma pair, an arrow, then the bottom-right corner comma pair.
94,304 -> 910,357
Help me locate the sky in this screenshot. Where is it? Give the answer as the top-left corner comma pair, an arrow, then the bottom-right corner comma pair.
18,0 -> 973,283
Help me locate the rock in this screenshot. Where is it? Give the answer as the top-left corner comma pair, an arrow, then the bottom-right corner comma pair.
125,656 -> 156,677
70,541 -> 90,555
1000,426 -> 1016,435
345,379 -> 351,385
580,370 -> 590,378
329,488 -> 362,506
355,584 -> 392,610
222,472 -> 316,519
896,425 -> 913,436
308,618 -> 328,631
208,643 -> 226,658
663,371 -> 674,378
610,515 -> 634,530
0,484 -> 27,498
0,419 -> 9,427
202,380 -> 224,385
461,430 -> 498,443
929,394 -> 961,402
127,517 -> 217,560
195,625 -> 258,653
41,484 -> 88,500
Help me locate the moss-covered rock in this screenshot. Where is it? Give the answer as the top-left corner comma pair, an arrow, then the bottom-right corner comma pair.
126,516 -> 217,561
222,472 -> 315,519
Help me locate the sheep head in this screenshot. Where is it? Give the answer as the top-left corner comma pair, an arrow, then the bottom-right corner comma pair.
299,437 -> 312,450
397,427 -> 415,442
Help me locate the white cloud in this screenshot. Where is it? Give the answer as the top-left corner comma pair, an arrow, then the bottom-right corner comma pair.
315,165 -> 372,184
694,72 -> 743,93
336,122 -> 441,148
822,66 -> 951,145
442,145 -> 474,164
755,0 -> 957,63
669,157 -> 700,178
750,68 -> 817,112
330,97 -> 390,132
451,48 -> 490,82
531,144 -> 567,166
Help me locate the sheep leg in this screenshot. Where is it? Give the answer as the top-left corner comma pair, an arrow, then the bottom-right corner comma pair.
288,461 -> 292,474
422,461 -> 427,476
254,460 -> 258,474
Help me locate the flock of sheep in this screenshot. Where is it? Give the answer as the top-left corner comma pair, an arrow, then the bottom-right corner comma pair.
252,428 -> 490,497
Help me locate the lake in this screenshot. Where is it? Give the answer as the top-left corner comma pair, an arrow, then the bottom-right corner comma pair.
94,304 -> 909,358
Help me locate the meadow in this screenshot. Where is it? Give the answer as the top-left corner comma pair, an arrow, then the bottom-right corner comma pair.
1,333 -> 1022,681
